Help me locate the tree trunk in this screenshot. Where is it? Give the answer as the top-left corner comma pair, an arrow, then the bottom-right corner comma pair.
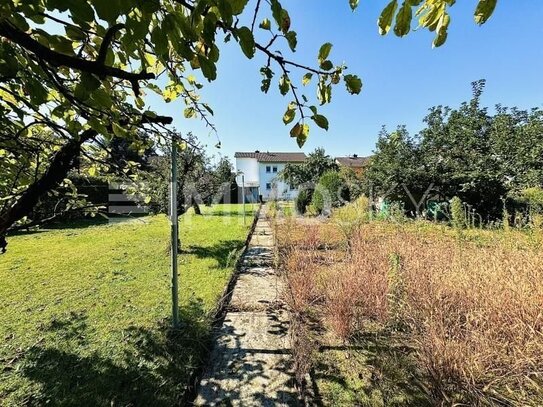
192,202 -> 202,215
0,129 -> 96,251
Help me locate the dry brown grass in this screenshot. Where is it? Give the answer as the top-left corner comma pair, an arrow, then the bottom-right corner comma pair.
277,215 -> 543,406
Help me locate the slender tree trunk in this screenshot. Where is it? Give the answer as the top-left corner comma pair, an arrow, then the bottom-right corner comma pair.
0,129 -> 96,251
192,202 -> 202,215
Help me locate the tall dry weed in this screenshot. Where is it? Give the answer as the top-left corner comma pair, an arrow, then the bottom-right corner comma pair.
279,215 -> 543,405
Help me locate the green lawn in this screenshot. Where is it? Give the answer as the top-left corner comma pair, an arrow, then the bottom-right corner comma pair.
0,204 -> 255,406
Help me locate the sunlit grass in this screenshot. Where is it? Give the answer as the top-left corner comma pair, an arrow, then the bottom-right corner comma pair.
0,204 -> 254,406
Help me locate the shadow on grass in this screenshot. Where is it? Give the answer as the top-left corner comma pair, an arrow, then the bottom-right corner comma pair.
8,214 -> 150,237
184,239 -> 245,268
14,299 -> 211,406
200,207 -> 256,218
314,331 -> 433,407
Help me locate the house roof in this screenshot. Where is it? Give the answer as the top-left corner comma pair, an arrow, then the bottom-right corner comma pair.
234,151 -> 307,163
335,155 -> 371,168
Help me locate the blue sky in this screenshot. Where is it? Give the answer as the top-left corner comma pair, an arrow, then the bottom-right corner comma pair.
148,1 -> 543,163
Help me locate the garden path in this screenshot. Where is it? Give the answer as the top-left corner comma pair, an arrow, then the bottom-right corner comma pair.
194,204 -> 299,406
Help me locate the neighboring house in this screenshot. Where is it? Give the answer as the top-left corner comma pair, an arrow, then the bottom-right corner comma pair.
234,151 -> 307,202
335,154 -> 370,175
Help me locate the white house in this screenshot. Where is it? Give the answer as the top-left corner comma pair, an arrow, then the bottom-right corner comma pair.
234,151 -> 307,202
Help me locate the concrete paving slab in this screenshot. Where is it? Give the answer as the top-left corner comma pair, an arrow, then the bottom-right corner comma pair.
194,206 -> 298,406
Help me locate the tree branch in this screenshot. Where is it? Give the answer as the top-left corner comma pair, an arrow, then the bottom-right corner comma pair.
251,0 -> 262,32
97,23 -> 125,66
0,21 -> 154,90
0,128 -> 97,239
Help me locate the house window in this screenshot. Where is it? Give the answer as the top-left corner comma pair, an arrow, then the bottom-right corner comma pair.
272,166 -> 278,173
266,166 -> 271,173
266,183 -> 272,190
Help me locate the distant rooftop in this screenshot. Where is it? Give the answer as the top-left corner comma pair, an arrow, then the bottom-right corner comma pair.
235,151 -> 307,163
335,155 -> 371,168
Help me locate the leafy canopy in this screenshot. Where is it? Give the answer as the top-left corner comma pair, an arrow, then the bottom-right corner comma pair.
0,0 -> 498,246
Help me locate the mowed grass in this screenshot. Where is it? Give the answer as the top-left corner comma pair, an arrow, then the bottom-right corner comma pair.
0,204 -> 255,406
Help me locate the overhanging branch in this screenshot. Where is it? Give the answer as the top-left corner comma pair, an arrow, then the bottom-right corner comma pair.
0,21 -> 154,89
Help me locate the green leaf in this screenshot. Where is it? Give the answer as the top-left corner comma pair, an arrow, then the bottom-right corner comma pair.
197,54 -> 217,81
88,117 -> 108,135
90,88 -> 113,108
279,75 -> 290,96
49,35 -> 75,55
302,73 -> 312,86
230,0 -> 250,15
289,122 -> 309,147
279,9 -> 291,33
290,122 -> 302,138
394,2 -> 412,37
203,103 -> 214,115
283,104 -> 296,125
297,124 -> 310,147
433,13 -> 450,48
184,107 -> 196,118
259,18 -> 271,30
318,42 -> 333,63
285,31 -> 297,52
80,73 -> 101,93
317,81 -> 332,105
112,122 -> 127,138
151,25 -> 168,57
27,79 -> 49,105
433,30 -> 448,48
474,0 -> 497,24
320,60 -> 333,71
92,0 -> 122,23
260,66 -> 274,93
65,26 -> 87,41
69,1 -> 95,23
237,26 -> 255,59
271,0 -> 283,28
344,74 -> 363,95
378,0 -> 398,35
217,1 -> 233,26
312,114 -> 329,131
203,12 -> 218,45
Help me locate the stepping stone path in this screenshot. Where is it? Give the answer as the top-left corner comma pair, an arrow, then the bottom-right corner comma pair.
194,205 -> 299,406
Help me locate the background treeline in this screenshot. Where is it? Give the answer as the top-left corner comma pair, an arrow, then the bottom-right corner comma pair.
21,132 -> 236,229
363,80 -> 543,222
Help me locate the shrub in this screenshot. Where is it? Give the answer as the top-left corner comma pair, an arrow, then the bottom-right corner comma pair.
295,189 -> 312,215
332,195 -> 370,250
311,171 -> 348,215
450,196 -> 465,230
502,202 -> 511,232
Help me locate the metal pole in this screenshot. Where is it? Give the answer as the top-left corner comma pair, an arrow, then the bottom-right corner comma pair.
242,174 -> 246,225
170,137 -> 179,328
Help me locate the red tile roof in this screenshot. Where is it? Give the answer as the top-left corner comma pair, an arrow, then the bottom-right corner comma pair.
335,156 -> 371,168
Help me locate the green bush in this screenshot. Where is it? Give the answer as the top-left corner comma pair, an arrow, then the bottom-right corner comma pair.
311,171 -> 347,215
295,189 -> 312,214
332,195 -> 370,249
450,196 -> 465,230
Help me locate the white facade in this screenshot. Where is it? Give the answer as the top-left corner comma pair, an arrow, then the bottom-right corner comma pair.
235,154 -> 303,201
258,162 -> 298,201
